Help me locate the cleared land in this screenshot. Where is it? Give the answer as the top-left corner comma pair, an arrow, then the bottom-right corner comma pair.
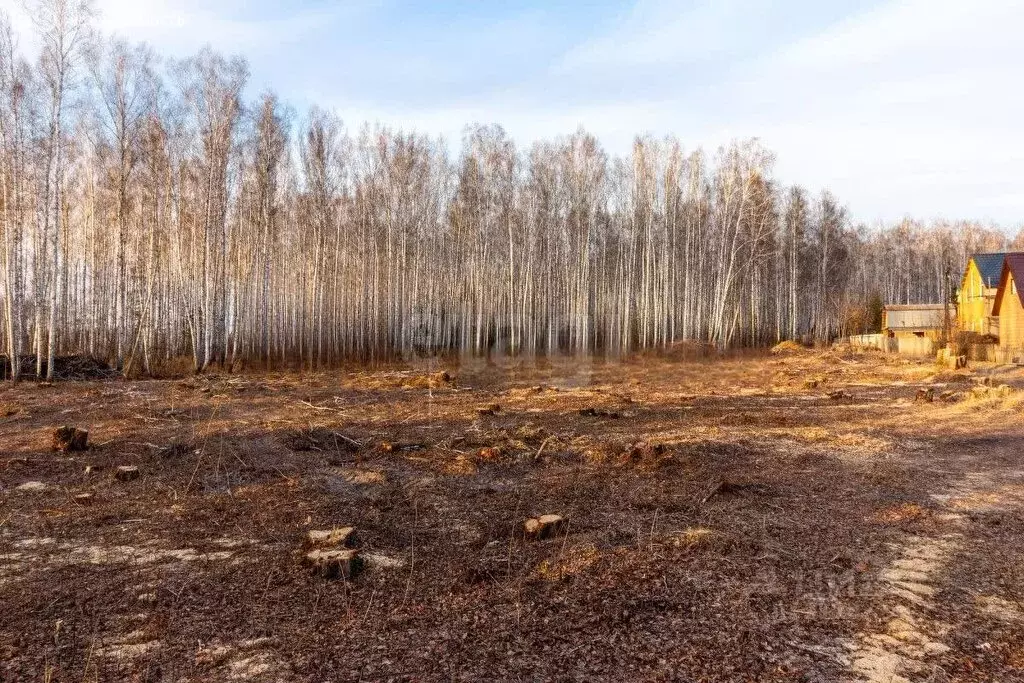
1,348 -> 1023,682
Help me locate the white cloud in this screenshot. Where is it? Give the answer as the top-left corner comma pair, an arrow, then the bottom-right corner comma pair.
92,0 -> 348,54
0,0 -> 1020,224
1,0 -> 364,57
771,0 -> 1021,71
557,0 -> 769,72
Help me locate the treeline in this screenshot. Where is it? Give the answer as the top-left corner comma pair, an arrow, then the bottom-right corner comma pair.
0,2 -> 1015,378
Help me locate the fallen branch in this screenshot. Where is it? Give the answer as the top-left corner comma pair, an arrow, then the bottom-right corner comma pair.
534,436 -> 554,461
300,400 -> 336,412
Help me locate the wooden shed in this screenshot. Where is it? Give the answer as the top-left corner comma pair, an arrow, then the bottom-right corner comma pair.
882,304 -> 955,340
992,254 -> 1024,350
882,303 -> 956,357
958,252 -> 1005,338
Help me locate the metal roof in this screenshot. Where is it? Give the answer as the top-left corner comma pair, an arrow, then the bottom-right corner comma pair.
884,304 -> 950,311
883,304 -> 954,330
969,253 -> 1007,289
993,254 -> 1024,315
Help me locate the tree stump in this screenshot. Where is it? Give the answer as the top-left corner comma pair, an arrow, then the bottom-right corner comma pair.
477,447 -> 501,460
304,548 -> 362,579
52,426 -> 88,452
524,514 -> 566,541
115,465 -> 140,482
305,527 -> 356,548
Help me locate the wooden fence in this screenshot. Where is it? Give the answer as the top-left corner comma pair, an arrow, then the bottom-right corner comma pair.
849,334 -> 893,352
848,334 -> 933,357
947,344 -> 1020,365
848,335 -> 1024,365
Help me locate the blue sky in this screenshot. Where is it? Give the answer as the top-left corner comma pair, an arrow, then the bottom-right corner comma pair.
6,0 -> 1024,225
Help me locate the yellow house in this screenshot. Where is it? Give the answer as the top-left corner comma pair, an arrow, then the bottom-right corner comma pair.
958,253 -> 1005,337
992,254 -> 1024,350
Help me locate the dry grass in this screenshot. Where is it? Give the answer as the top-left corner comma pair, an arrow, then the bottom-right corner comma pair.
2,350 -> 1024,681
870,502 -> 931,524
771,340 -> 807,355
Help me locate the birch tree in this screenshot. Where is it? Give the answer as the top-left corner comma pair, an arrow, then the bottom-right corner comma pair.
0,17 -> 1009,377
31,0 -> 93,378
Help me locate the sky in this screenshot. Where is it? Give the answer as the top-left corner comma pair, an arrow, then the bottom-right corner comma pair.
3,0 -> 1023,226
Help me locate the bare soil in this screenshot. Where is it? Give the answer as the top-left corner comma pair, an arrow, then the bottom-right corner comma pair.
1,349 -> 1023,682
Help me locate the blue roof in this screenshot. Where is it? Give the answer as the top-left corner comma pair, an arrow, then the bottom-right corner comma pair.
970,253 -> 1006,288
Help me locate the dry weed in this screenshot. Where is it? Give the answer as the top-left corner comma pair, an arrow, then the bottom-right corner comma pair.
870,502 -> 931,524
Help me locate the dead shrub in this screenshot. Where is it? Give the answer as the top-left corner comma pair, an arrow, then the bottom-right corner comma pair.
771,340 -> 807,355
281,428 -> 360,453
3,354 -> 115,381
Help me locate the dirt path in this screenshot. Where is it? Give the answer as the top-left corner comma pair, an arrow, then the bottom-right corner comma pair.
846,442 -> 1024,682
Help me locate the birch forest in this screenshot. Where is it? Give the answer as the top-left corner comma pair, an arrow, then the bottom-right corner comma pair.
0,1 -> 1015,378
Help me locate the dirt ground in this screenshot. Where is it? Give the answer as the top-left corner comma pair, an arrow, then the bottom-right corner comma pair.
2,347 -> 1023,682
